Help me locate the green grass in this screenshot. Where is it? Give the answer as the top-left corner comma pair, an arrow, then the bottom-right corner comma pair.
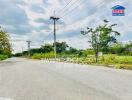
60,55 -> 132,70
31,53 -> 132,70
99,55 -> 132,69
100,55 -> 132,64
32,52 -> 54,59
73,55 -> 132,70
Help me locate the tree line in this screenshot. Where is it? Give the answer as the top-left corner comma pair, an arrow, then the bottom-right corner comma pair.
14,20 -> 132,62
14,41 -> 132,57
0,20 -> 131,62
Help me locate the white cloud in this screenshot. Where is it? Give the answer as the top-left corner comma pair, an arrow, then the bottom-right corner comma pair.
0,0 -> 131,53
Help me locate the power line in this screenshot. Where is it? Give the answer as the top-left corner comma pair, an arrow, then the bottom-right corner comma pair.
10,39 -> 45,43
57,0 -> 73,15
61,0 -> 111,20
60,1 -> 105,19
57,0 -> 82,17
57,1 -> 112,32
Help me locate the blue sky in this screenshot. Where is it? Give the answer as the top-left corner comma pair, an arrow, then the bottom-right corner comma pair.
0,0 -> 131,53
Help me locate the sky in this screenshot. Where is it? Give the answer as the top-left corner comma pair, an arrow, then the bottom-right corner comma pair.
0,0 -> 132,53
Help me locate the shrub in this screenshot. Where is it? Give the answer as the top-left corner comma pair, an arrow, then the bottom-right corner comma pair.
115,56 -> 132,64
100,55 -> 132,64
32,52 -> 54,59
32,54 -> 42,59
100,54 -> 117,64
115,64 -> 132,70
0,54 -> 8,60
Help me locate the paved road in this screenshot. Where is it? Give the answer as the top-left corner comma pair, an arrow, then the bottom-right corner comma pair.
0,58 -> 132,100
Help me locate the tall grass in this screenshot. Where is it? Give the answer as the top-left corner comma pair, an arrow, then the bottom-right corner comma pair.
100,55 -> 132,64
32,53 -> 132,70
32,52 -> 54,59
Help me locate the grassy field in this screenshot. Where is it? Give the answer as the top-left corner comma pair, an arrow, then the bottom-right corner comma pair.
104,55 -> 132,69
72,55 -> 132,70
32,53 -> 132,70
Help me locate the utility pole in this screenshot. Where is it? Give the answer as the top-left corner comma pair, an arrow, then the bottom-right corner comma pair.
26,40 -> 31,57
21,46 -> 24,56
50,16 -> 60,60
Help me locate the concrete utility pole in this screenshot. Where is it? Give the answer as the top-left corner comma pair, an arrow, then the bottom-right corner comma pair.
21,46 -> 24,56
26,40 -> 31,57
50,16 -> 60,59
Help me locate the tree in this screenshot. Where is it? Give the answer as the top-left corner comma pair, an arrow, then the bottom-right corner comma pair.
68,47 -> 78,54
98,22 -> 120,53
123,41 -> 132,55
81,20 -> 120,62
55,42 -> 68,53
41,44 -> 53,53
110,42 -> 124,54
0,27 -> 11,56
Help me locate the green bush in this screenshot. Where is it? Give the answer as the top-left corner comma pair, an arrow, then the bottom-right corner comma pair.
81,50 -> 95,57
32,52 -> 54,59
115,56 -> 132,64
0,54 -> 8,60
100,55 -> 132,64
32,54 -> 42,59
100,54 -> 117,64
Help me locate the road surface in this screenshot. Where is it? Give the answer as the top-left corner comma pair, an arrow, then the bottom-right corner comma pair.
0,58 -> 132,100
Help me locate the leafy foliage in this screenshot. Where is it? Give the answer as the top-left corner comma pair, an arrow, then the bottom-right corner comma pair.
0,27 -> 11,59
109,42 -> 132,55
0,54 -> 8,60
55,42 -> 68,53
81,20 -> 120,62
41,44 -> 53,53
32,52 -> 54,59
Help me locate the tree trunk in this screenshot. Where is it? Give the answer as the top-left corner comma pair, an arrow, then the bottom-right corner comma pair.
95,44 -> 99,63
95,51 -> 98,63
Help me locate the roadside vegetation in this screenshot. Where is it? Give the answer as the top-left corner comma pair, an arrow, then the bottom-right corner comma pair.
0,27 -> 11,61
14,20 -> 132,70
14,41 -> 132,70
0,54 -> 8,60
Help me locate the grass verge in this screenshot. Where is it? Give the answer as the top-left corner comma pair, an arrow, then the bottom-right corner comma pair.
32,53 -> 132,70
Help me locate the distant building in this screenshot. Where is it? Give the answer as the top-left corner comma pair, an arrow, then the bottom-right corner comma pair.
112,5 -> 125,16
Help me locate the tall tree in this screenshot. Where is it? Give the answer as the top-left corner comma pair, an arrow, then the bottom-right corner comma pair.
41,44 -> 53,53
81,20 -> 120,62
55,42 -> 68,53
0,27 -> 11,56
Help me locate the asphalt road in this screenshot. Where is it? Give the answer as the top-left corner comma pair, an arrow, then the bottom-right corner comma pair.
0,58 -> 132,100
